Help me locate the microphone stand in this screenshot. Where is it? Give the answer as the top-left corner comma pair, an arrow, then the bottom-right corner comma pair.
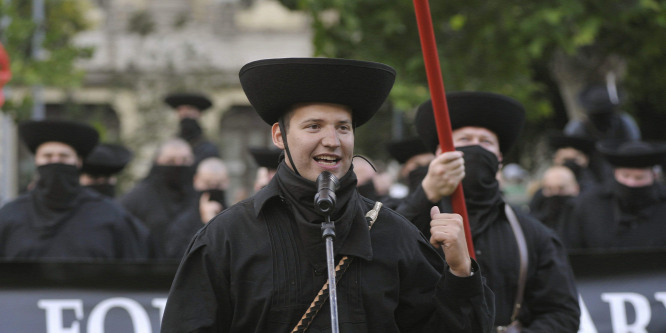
321,215 -> 339,333
315,171 -> 340,333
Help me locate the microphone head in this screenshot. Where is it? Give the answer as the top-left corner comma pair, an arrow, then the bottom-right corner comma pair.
315,171 -> 339,214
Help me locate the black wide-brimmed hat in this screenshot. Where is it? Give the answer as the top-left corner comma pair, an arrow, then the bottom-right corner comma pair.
81,143 -> 133,176
239,58 -> 396,127
415,91 -> 525,154
248,147 -> 282,170
386,137 -> 430,164
547,132 -> 597,155
164,92 -> 213,111
597,139 -> 666,168
19,120 -> 99,158
578,84 -> 624,114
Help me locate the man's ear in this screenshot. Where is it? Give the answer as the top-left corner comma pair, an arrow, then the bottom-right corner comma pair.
271,122 -> 285,149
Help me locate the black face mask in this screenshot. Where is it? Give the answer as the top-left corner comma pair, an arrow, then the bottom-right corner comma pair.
539,195 -> 573,228
407,165 -> 429,193
562,159 -> 583,180
613,180 -> 659,212
150,165 -> 193,192
201,189 -> 227,207
35,163 -> 81,210
85,183 -> 116,198
457,145 -> 501,202
179,118 -> 203,142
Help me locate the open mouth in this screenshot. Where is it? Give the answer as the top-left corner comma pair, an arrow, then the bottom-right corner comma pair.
314,155 -> 341,166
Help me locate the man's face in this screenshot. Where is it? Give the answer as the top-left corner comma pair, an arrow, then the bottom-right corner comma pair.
553,147 -> 589,168
542,167 -> 579,197
193,168 -> 228,192
176,105 -> 202,120
156,144 -> 194,166
614,168 -> 655,187
34,142 -> 81,167
272,103 -> 354,182
451,126 -> 501,159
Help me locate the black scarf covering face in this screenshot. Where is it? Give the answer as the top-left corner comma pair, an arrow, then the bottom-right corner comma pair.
407,165 -> 429,194
274,163 -> 362,265
456,145 -> 504,237
179,118 -> 203,143
29,163 -> 86,234
613,180 -> 659,213
148,165 -> 194,194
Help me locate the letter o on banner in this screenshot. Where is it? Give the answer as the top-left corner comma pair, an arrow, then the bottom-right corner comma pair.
87,298 -> 151,333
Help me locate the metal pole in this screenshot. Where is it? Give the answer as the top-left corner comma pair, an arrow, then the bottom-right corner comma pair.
31,0 -> 45,120
321,216 -> 339,333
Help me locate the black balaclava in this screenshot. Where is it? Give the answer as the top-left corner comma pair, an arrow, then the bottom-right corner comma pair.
613,180 -> 659,213
149,165 -> 194,193
201,189 -> 227,207
179,118 -> 203,143
407,165 -> 429,194
29,163 -> 86,234
456,145 -> 504,237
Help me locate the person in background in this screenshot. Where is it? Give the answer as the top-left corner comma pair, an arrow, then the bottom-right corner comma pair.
164,92 -> 220,167
120,138 -> 196,258
548,132 -> 601,190
161,58 -> 493,332
386,137 -> 435,194
0,120 -> 152,260
411,92 -> 580,331
352,156 -> 392,201
559,139 -> 666,250
528,165 -> 580,230
248,146 -> 282,193
165,157 -> 229,259
79,143 -> 133,198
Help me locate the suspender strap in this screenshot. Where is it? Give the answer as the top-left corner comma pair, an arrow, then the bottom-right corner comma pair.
504,204 -> 528,323
291,202 -> 383,333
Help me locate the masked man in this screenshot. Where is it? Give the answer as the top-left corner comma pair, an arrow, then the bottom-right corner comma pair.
165,92 -> 220,167
120,138 -> 196,258
559,140 -> 666,249
161,58 -> 494,332
79,143 -> 133,197
407,92 -> 580,332
0,120 -> 152,260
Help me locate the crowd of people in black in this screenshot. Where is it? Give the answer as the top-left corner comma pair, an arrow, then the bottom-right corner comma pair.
0,57 -> 664,332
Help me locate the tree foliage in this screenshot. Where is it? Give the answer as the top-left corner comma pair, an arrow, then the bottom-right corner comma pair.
0,0 -> 93,120
280,0 -> 666,164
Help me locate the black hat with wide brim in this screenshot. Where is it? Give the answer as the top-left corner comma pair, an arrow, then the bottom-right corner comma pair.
578,84 -> 624,114
239,58 -> 396,127
164,93 -> 213,111
415,92 -> 525,154
248,147 -> 283,170
386,137 -> 431,164
19,120 -> 99,158
547,132 -> 597,155
81,143 -> 133,176
597,139 -> 666,168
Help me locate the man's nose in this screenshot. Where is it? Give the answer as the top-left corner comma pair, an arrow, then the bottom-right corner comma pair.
321,127 -> 341,147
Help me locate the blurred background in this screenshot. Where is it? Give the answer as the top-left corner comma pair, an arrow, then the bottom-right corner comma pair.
1,0 -> 665,205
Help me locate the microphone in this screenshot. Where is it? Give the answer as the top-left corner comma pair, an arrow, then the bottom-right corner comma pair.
315,171 -> 340,214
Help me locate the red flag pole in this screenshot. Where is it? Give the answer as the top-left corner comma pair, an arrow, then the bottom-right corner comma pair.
413,0 -> 475,258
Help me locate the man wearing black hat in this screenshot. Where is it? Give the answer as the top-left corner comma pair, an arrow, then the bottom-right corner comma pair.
164,92 -> 220,167
0,120 -> 152,260
411,93 -> 580,332
248,146 -> 282,192
386,137 -> 435,194
161,58 -> 493,332
80,143 -> 133,197
120,138 -> 197,258
559,140 -> 666,249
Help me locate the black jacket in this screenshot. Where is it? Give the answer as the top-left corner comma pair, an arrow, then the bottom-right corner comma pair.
396,185 -> 580,332
161,175 -> 494,332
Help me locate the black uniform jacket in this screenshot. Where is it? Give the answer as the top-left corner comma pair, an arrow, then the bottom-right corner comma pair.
559,181 -> 666,250
0,189 -> 152,260
396,185 -> 580,332
161,178 -> 494,333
